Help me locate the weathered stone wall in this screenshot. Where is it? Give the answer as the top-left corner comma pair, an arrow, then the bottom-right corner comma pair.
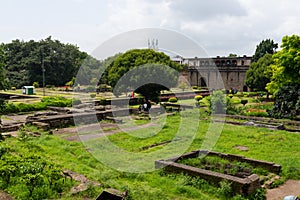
182,56 -> 252,91
155,150 -> 281,195
155,160 -> 260,195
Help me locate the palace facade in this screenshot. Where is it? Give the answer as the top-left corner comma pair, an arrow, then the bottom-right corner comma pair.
179,56 -> 252,92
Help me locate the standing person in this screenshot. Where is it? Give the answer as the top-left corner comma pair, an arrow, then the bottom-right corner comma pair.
146,99 -> 151,113
143,100 -> 148,112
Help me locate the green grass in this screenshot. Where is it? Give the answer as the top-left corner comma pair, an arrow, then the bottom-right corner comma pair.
1,109 -> 299,199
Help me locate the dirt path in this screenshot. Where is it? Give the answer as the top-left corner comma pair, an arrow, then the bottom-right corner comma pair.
56,122 -> 158,141
266,180 -> 300,200
0,191 -> 13,200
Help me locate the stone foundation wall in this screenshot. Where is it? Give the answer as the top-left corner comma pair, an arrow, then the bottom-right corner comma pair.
155,150 -> 281,195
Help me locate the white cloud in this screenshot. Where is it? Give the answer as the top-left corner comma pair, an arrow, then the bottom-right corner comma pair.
1,0 -> 300,56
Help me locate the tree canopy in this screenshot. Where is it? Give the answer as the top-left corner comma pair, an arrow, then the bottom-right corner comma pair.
252,39 -> 278,62
266,35 -> 300,119
246,53 -> 274,91
105,49 -> 182,101
0,46 -> 6,90
2,37 -> 87,88
266,35 -> 300,94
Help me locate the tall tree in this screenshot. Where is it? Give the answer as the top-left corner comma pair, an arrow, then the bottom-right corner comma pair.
267,35 -> 300,94
3,37 -> 87,88
106,49 -> 182,101
252,39 -> 278,62
246,54 -> 273,91
267,35 -> 300,119
0,45 -> 9,90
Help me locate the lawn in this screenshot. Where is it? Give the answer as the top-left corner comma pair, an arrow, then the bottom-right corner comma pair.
1,110 -> 299,199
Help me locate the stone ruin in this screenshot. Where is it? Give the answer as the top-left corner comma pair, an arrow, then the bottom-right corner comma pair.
155,150 -> 281,195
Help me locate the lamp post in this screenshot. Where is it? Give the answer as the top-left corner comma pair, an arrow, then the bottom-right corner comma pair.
41,51 -> 45,96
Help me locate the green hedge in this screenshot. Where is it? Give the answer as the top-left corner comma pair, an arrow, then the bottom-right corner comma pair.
1,97 -> 81,114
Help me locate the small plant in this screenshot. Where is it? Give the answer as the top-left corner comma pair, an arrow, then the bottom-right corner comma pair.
33,82 -> 39,88
86,85 -> 96,92
194,95 -> 203,101
192,86 -> 199,90
236,92 -> 244,98
11,87 -> 16,90
90,93 -> 96,98
168,97 -> 178,103
217,180 -> 233,198
178,81 -> 188,91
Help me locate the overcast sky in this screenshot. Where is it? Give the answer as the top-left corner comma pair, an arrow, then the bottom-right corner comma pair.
1,0 -> 299,57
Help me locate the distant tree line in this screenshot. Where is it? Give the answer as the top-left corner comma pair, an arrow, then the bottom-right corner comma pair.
0,36 -> 88,88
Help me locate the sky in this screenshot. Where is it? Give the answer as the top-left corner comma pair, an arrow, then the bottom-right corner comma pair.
1,0 -> 300,58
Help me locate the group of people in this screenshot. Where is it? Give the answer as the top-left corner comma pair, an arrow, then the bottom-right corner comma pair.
138,99 -> 151,113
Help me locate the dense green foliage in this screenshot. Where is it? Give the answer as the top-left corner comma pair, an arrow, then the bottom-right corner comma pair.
246,54 -> 274,91
0,46 -> 9,90
0,111 -> 299,199
0,97 -> 80,114
265,35 -> 300,118
267,35 -> 300,94
269,84 -> 300,119
252,39 -> 278,62
105,49 -> 182,101
0,129 -> 74,199
207,90 -> 227,114
1,37 -> 87,88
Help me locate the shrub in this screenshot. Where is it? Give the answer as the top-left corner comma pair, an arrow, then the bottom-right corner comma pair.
99,98 -> 107,105
209,90 -> 227,114
194,95 -> 203,101
246,110 -> 268,117
41,97 -> 72,107
33,102 -> 47,110
17,103 -> 35,112
217,180 -> 233,198
11,87 -> 16,90
72,98 -> 81,105
90,93 -> 96,98
4,103 -> 19,113
168,97 -> 178,103
46,85 -> 53,88
32,82 -> 39,88
258,97 -> 265,102
86,85 -> 95,92
236,92 -> 244,97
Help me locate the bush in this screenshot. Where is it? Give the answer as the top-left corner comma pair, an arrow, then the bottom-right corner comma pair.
194,95 -> 203,101
246,110 -> 268,117
90,93 -> 96,98
46,85 -> 53,88
32,82 -> 39,88
209,90 -> 227,114
99,98 -> 107,105
217,180 -> 233,198
86,85 -> 96,92
236,92 -> 244,97
11,87 -> 16,90
269,84 -> 300,119
4,103 -> 19,113
72,98 -> 81,105
17,103 -> 35,112
168,97 -> 178,103
41,97 -> 72,107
